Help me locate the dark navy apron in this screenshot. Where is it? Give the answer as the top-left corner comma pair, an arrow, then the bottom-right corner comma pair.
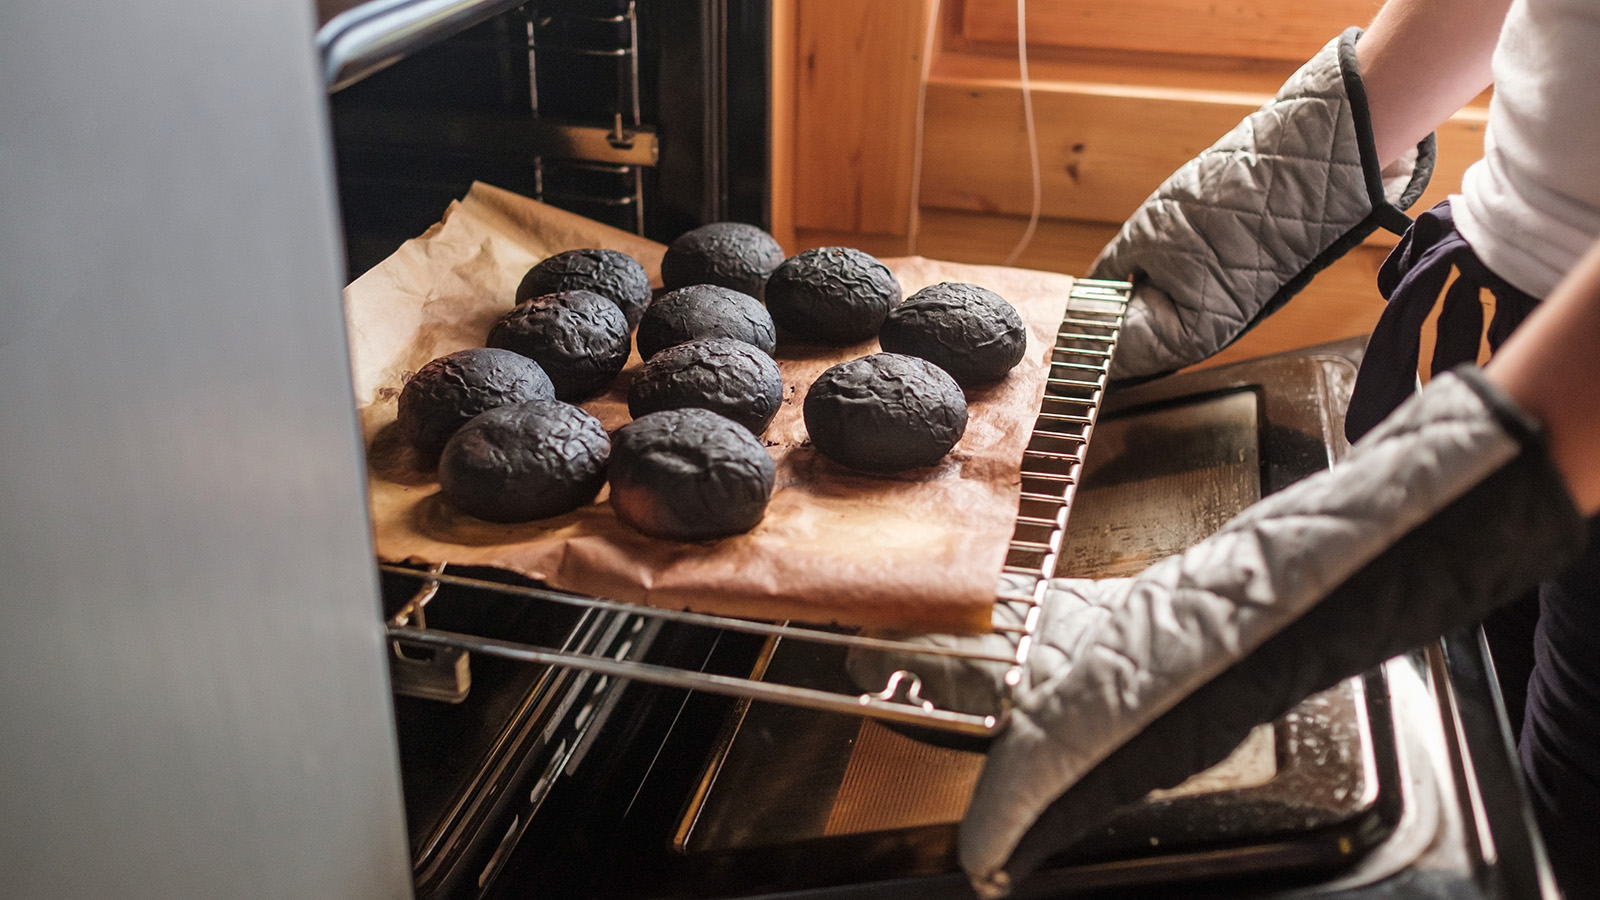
1348,200 -> 1600,897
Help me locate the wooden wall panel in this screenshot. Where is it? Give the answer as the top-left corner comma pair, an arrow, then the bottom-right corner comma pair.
917,78 -> 1486,244
910,208 -> 1119,273
792,0 -> 931,239
908,208 -> 1392,370
770,0 -> 798,251
774,0 -> 1474,365
961,0 -> 1384,63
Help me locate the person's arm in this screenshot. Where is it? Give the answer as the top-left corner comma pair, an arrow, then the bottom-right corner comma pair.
942,244 -> 1600,892
1358,0 -> 1510,166
879,238 -> 1600,900
1091,0 -> 1518,381
1091,24 -> 1441,380
1359,0 -> 1600,512
1488,235 -> 1600,514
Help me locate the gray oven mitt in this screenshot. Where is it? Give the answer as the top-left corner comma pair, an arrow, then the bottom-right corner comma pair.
852,368 -> 1586,897
1092,27 -> 1435,380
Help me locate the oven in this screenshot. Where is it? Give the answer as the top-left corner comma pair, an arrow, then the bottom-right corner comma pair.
0,2 -> 1557,899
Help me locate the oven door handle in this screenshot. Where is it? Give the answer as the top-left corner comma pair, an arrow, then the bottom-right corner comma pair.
318,0 -> 527,91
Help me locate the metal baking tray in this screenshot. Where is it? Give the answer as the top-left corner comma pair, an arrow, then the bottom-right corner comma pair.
383,278 -> 1130,738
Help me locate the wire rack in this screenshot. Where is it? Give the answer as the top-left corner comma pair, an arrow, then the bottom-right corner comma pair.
525,1 -> 648,234
384,279 -> 1130,737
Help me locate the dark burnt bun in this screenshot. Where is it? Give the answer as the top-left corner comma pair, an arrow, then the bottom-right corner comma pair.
627,338 -> 784,434
803,353 -> 968,472
878,282 -> 1027,386
764,247 -> 901,345
438,399 -> 610,522
609,408 -> 777,540
397,347 -> 556,457
487,289 -> 631,401
515,248 -> 652,330
661,222 -> 785,299
635,284 -> 777,361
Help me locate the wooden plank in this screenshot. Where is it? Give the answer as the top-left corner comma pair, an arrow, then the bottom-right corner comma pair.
918,76 -> 1486,245
793,0 -> 930,238
961,0 -> 1385,63
933,42 -> 1302,93
915,208 -> 1389,369
770,0 -> 798,252
792,228 -> 919,259
910,207 -> 1119,274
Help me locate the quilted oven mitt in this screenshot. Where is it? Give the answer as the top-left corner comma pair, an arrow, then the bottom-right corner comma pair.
849,368 -> 1586,897
1093,27 -> 1435,380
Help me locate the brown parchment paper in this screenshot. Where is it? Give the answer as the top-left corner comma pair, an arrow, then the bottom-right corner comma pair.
349,182 -> 1076,634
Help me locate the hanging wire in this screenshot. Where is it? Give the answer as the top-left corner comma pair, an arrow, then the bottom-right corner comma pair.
907,0 -> 1042,266
1003,0 -> 1043,267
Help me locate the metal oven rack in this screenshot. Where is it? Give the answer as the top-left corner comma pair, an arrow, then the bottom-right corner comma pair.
385,279 -> 1131,738
319,0 -> 533,91
525,1 -> 652,234
321,1 -> 660,241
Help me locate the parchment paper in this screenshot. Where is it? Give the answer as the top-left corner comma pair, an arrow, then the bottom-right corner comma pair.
349,182 -> 1076,633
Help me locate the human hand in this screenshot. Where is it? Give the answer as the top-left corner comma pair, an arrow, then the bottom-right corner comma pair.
857,369 -> 1586,896
1095,28 -> 1433,381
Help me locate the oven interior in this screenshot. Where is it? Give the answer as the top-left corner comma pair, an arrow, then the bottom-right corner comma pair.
327,0 -> 770,280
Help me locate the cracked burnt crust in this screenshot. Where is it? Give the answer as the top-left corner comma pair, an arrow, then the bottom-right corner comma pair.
879,282 -> 1027,386
487,289 -> 631,402
627,338 -> 784,434
516,248 -> 653,330
609,408 -> 777,540
397,347 -> 557,456
765,246 -> 902,345
438,399 -> 610,523
635,283 -> 777,360
803,352 -> 968,472
661,222 -> 786,299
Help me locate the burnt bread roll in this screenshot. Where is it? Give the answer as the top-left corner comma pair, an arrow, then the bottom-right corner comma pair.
660,222 -> 785,299
764,247 -> 901,344
515,248 -> 652,330
609,408 -> 777,540
487,290 -> 631,401
396,347 -> 557,457
438,399 -> 610,522
628,338 -> 784,434
635,284 -> 777,360
878,282 -> 1028,386
803,353 -> 968,472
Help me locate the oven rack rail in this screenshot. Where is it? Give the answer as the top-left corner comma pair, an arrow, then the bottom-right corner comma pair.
384,279 -> 1130,738
526,1 -> 649,234
319,0 -> 531,92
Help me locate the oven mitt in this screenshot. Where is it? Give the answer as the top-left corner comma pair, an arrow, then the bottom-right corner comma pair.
958,367 -> 1587,896
1091,27 -> 1435,381
852,368 -> 1586,897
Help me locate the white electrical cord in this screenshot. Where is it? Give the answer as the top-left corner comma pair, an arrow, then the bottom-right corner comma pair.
1003,0 -> 1042,267
906,0 -> 1042,266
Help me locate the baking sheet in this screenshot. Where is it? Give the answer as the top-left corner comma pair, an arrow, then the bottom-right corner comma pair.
348,183 -> 1075,633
